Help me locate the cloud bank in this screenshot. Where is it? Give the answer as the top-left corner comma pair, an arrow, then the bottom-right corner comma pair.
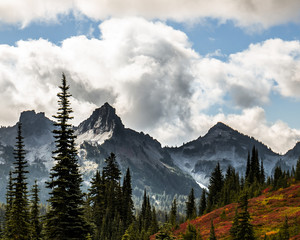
0,18 -> 300,153
1,0 -> 300,28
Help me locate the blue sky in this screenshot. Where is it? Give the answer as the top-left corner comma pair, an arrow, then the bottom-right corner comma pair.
0,1 -> 300,154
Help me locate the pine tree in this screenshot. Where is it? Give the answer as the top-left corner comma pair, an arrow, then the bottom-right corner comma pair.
182,223 -> 202,240
150,207 -> 159,234
279,216 -> 289,240
186,188 -> 197,220
4,171 -> 14,239
122,168 -> 134,230
198,189 -> 206,216
209,220 -> 216,240
230,207 -> 239,240
207,163 -> 224,210
169,198 -> 177,226
248,146 -> 260,184
30,180 -> 41,240
103,152 -> 121,183
246,151 -> 251,179
88,170 -> 105,239
260,159 -> 265,184
10,123 -> 31,239
236,193 -> 255,240
45,73 -> 88,239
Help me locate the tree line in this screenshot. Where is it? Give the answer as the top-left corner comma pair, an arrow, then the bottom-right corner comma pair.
156,146 -> 300,239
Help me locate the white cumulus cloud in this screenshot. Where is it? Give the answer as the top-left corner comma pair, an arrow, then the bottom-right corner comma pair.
0,18 -> 300,153
1,0 -> 300,29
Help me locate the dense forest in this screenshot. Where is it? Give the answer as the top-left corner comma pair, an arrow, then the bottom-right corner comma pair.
0,74 -> 300,240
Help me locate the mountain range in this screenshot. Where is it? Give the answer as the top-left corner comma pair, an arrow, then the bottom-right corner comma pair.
0,103 -> 299,205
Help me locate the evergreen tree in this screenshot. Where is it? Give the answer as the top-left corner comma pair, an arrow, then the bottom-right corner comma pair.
4,171 -> 14,239
221,166 -> 240,205
209,220 -> 216,240
248,146 -> 260,184
207,163 -> 224,211
30,180 -> 41,240
45,74 -> 88,239
230,207 -> 239,240
150,207 -> 159,234
198,190 -> 206,216
236,193 -> 255,240
103,152 -> 121,183
10,123 -> 31,239
246,151 -> 251,179
186,188 -> 197,220
169,198 -> 177,226
122,168 -> 134,230
182,224 -> 202,240
279,216 -> 289,240
155,223 -> 175,240
260,159 -> 265,184
88,170 -> 105,239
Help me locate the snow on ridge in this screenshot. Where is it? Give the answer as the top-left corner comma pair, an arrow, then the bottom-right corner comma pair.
75,129 -> 113,146
196,181 -> 208,190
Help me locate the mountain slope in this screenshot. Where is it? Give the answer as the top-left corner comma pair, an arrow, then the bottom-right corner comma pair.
75,103 -> 201,199
0,104 -> 201,204
166,122 -> 285,188
156,182 -> 300,239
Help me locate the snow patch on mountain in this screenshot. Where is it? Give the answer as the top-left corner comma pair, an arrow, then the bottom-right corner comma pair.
76,129 -> 113,146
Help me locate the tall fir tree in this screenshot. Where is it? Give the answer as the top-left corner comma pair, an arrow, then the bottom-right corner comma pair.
198,189 -> 206,216
279,216 -> 289,240
88,170 -> 105,239
30,180 -> 41,240
209,220 -> 217,240
186,188 -> 197,220
248,146 -> 260,184
260,159 -> 265,185
236,193 -> 255,240
230,207 -> 239,240
122,168 -> 134,230
246,151 -> 251,179
169,198 -> 177,226
45,73 -> 87,239
10,123 -> 31,239
103,152 -> 121,183
207,163 -> 224,211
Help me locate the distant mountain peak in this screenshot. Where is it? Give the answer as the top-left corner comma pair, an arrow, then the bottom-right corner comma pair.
76,103 -> 124,144
19,110 -> 46,124
207,122 -> 234,135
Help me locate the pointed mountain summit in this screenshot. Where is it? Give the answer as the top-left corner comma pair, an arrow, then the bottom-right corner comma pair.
77,102 -> 124,134
75,103 -> 124,145
166,122 -> 281,187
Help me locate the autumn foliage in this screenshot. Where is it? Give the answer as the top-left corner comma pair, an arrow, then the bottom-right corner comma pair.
160,183 -> 300,239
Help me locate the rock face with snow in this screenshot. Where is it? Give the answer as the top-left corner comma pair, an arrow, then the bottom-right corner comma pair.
0,105 -> 299,204
0,104 -> 201,203
75,103 -> 200,198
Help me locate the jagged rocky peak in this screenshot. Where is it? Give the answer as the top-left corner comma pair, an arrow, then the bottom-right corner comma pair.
19,110 -> 54,135
19,110 -> 46,124
77,102 -> 124,135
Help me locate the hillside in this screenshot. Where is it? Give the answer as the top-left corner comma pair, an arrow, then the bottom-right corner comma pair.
161,183 -> 300,239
